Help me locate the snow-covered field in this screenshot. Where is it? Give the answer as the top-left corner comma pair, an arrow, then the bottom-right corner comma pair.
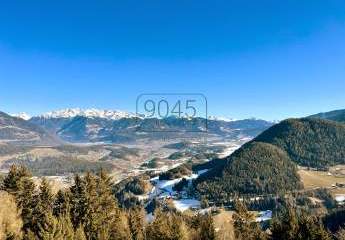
335,194 -> 345,203
144,169 -> 209,211
256,210 -> 272,222
173,199 -> 201,211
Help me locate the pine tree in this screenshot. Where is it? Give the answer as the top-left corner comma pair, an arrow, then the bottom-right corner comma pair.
295,212 -> 331,240
109,211 -> 131,240
39,178 -> 54,210
74,226 -> 87,240
16,176 -> 37,233
0,191 -> 23,240
128,207 -> 145,240
145,209 -> 168,240
271,199 -> 299,240
200,197 -> 209,209
271,206 -> 331,240
83,172 -> 99,240
58,213 -> 75,240
53,189 -> 70,217
70,174 -> 87,228
32,178 -> 55,235
37,212 -> 63,240
198,214 -> 216,240
146,208 -> 189,240
97,169 -> 119,226
23,230 -> 36,240
170,213 -> 189,240
233,199 -> 267,240
1,165 -> 36,234
97,170 -> 130,240
2,165 -> 31,196
336,228 -> 345,240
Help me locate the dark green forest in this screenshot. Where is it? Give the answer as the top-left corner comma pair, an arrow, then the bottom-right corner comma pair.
194,118 -> 345,202
0,165 -> 216,240
195,142 -> 303,201
254,118 -> 345,168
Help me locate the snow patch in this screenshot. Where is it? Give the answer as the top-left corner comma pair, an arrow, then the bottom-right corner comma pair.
256,210 -> 272,222
173,199 -> 201,212
39,108 -> 138,120
10,112 -> 31,120
335,195 -> 345,202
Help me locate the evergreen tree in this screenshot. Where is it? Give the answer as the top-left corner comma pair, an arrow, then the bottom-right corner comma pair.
16,176 -> 37,233
336,228 -> 345,240
170,213 -> 189,240
146,208 -> 189,240
38,178 -> 54,210
23,230 -> 36,240
70,171 -> 131,240
37,212 -> 63,240
83,172 -> 99,240
200,197 -> 209,209
1,165 -> 37,234
128,207 -> 145,240
70,174 -> 87,228
58,213 -> 75,240
97,170 -> 130,240
53,189 -> 70,217
0,191 -> 23,240
198,214 -> 216,240
145,209 -> 169,240
271,206 -> 331,240
74,225 -> 87,240
233,200 -> 267,240
32,178 -> 55,235
271,207 -> 299,240
2,165 -> 31,196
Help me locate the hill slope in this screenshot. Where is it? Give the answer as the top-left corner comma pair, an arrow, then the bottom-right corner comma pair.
0,112 -> 59,145
195,117 -> 345,199
254,118 -> 345,168
195,142 -> 302,199
308,109 -> 345,123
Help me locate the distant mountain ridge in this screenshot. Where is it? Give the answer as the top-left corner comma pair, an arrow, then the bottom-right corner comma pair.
15,108 -> 242,123
10,112 -> 31,120
17,108 -> 273,143
37,108 -> 137,120
30,115 -> 273,143
0,111 -> 59,145
195,115 -> 345,200
308,109 -> 345,123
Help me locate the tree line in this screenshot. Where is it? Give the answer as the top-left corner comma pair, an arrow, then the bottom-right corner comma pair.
0,165 -> 216,240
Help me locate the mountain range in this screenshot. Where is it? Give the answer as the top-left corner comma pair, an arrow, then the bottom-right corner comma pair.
2,108 -> 274,145
195,108 -> 345,201
308,109 -> 345,123
12,108 -> 238,122
0,112 -> 59,145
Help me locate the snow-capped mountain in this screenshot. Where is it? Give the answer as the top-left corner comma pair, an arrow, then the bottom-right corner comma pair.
4,108 -> 275,144
208,116 -> 236,122
39,108 -> 137,120
10,112 -> 31,120
0,111 -> 59,145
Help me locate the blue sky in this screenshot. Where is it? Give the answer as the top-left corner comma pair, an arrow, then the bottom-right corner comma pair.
0,0 -> 345,120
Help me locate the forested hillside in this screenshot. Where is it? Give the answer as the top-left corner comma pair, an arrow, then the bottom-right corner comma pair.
308,109 -> 345,123
254,118 -> 345,168
195,118 -> 345,200
195,142 -> 303,200
0,165 -> 217,240
0,112 -> 59,145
